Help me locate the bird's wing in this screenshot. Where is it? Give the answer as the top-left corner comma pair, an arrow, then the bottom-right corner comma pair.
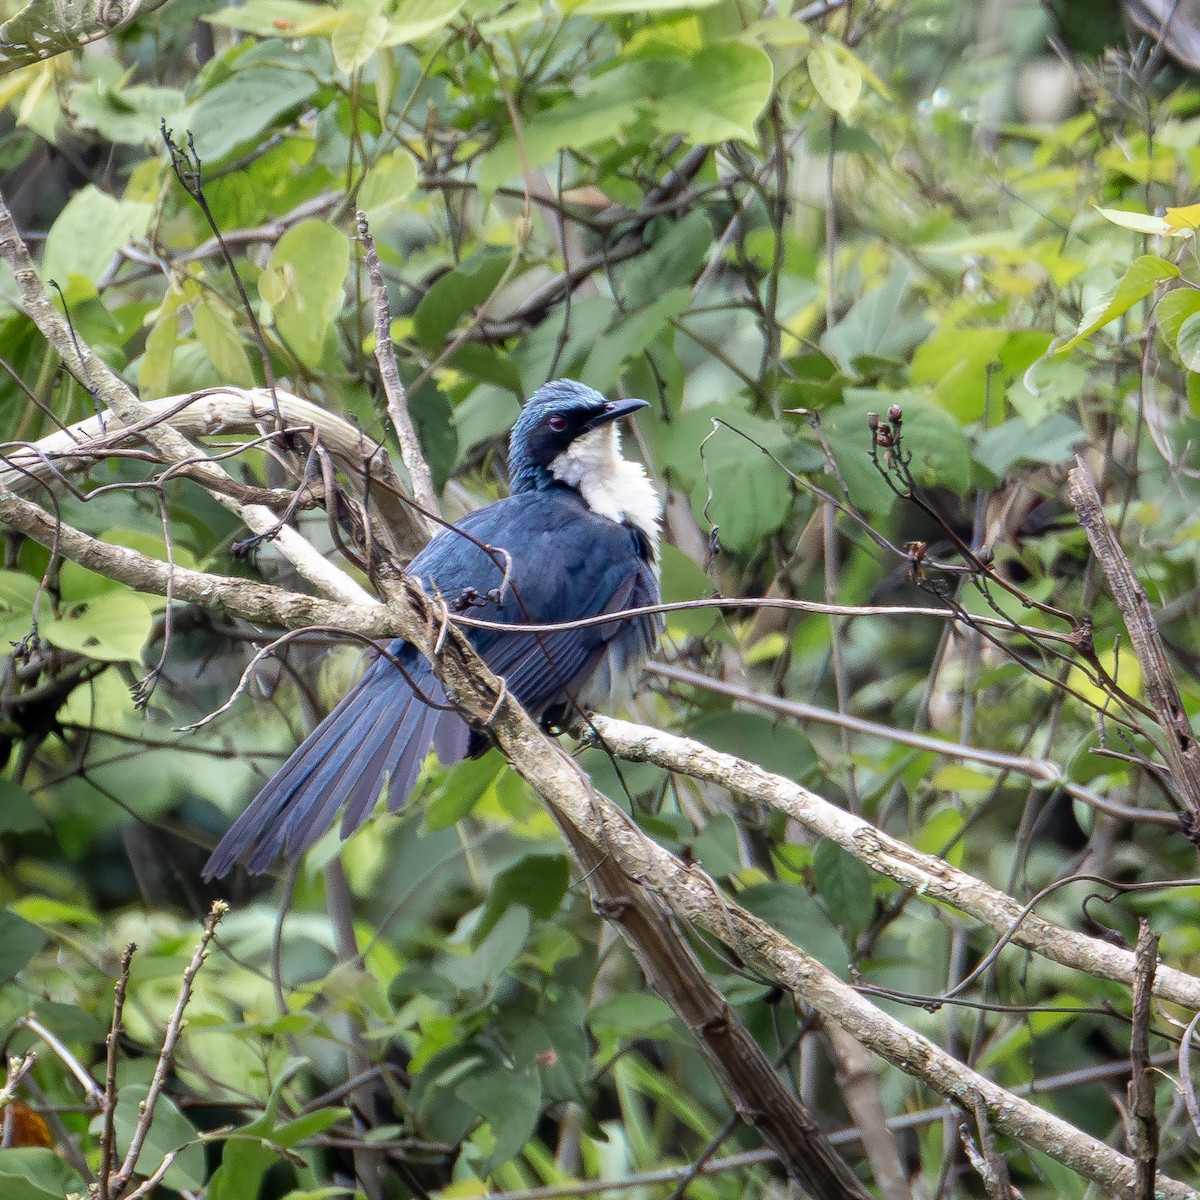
425,490 -> 661,717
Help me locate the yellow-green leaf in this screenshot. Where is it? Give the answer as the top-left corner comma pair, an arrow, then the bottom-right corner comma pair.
380,0 -> 465,45
1057,254 -> 1178,352
41,593 -> 153,664
1094,205 -> 1193,238
259,220 -> 350,368
358,149 -> 419,222
194,300 -> 254,388
1164,202 -> 1200,231
809,42 -> 861,118
332,10 -> 389,72
205,1 -> 342,37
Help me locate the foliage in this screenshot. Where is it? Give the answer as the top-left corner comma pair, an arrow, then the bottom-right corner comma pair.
2,0 -> 1200,1197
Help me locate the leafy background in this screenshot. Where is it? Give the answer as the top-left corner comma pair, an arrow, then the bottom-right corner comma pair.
2,0 -> 1200,1196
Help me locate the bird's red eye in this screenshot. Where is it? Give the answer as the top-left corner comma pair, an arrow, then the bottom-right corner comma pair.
547,415 -> 568,432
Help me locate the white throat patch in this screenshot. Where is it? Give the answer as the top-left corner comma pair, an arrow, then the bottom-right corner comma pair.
549,423 -> 661,558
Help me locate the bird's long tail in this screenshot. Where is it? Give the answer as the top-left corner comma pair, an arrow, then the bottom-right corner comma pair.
203,649 -> 470,878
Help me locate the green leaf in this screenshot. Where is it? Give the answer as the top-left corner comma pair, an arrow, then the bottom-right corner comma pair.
270,1105 -> 352,1147
438,907 -> 530,991
479,95 -> 630,190
490,854 -> 570,918
822,267 -> 930,373
189,66 -> 320,164
589,991 -> 676,1038
259,220 -> 349,368
482,43 -> 771,187
659,543 -> 717,638
973,413 -> 1083,477
1058,255 -> 1179,352
332,9 -> 388,72
113,1086 -> 206,1192
1155,286 -> 1200,353
845,389 -> 972,493
617,211 -> 712,303
808,42 -> 861,118
40,592 -> 153,663
582,287 -> 689,390
690,811 -> 742,878
651,43 -> 773,144
571,0 -> 722,11
358,149 -> 419,222
68,81 -> 186,147
0,911 -> 48,983
206,1137 -> 278,1200
0,778 -> 46,833
423,754 -> 505,831
1176,310 -> 1200,372
911,327 -> 1052,424
0,1148 -> 85,1200
194,300 -> 255,387
413,252 -> 511,349
914,807 -> 965,865
738,882 -> 850,976
41,186 -> 152,288
381,0 -> 465,45
689,711 -> 814,783
456,1061 -> 541,1171
813,839 -> 874,935
703,447 -> 792,554
139,310 -> 180,400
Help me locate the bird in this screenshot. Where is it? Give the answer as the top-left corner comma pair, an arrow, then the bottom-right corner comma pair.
203,380 -> 662,878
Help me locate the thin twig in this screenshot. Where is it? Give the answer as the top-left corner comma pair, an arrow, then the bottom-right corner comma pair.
20,1014 -> 104,1108
99,943 -> 135,1200
356,211 -> 439,530
109,902 -> 227,1195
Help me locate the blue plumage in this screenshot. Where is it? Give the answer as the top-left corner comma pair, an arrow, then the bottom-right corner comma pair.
203,381 -> 661,877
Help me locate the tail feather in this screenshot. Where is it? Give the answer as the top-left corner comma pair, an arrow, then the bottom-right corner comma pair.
335,693 -> 425,835
203,652 -> 471,879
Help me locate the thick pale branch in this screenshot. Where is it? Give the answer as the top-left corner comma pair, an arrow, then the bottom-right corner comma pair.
591,714 -> 1200,1013
0,387 -> 428,559
0,485 -> 388,635
551,815 -> 871,1200
0,193 -> 373,606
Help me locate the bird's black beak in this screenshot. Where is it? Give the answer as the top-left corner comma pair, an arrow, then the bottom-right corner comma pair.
584,397 -> 649,431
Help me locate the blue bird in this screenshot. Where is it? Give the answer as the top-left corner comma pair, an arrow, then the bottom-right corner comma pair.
203,380 -> 661,877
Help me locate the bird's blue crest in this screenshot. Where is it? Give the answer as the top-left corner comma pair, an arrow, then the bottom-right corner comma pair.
508,379 -> 608,494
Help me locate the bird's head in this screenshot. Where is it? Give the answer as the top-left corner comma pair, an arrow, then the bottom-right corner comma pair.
507,380 -> 649,495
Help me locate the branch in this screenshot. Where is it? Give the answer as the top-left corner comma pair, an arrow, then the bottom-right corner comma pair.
356,212 -> 440,530
0,191 -> 375,606
108,903 -> 225,1196
350,564 -> 1195,1198
550,814 -> 871,1200
1128,921 -> 1160,1200
1067,460 -> 1200,837
0,387 -> 429,560
589,715 -> 1200,1013
0,485 -> 389,634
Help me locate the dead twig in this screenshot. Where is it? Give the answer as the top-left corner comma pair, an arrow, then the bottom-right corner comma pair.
1128,921 -> 1161,1200
1067,460 -> 1200,841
